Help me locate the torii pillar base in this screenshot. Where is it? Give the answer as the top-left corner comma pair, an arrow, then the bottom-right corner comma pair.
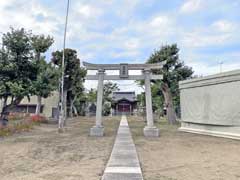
143,126 -> 159,137
90,126 -> 104,137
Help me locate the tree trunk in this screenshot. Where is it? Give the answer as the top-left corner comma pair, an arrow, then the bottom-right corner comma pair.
69,98 -> 73,118
1,97 -> 22,116
72,104 -> 78,116
161,83 -> 177,124
0,97 -> 8,118
35,96 -> 42,115
69,96 -> 78,117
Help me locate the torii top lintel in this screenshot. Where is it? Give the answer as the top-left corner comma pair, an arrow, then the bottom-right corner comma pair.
82,61 -> 166,70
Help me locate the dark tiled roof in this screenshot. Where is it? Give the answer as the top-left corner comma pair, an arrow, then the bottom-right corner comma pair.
112,91 -> 137,102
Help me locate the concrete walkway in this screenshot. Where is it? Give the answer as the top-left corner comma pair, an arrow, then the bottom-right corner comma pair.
102,115 -> 143,180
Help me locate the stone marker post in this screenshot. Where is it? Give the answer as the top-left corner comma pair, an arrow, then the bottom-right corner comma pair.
90,69 -> 105,136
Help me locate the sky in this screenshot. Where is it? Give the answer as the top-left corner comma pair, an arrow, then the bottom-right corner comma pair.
0,0 -> 240,93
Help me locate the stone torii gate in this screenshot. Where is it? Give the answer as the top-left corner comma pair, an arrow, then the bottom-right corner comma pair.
83,61 -> 166,137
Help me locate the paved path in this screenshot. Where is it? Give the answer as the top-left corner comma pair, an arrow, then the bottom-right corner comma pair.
102,115 -> 143,180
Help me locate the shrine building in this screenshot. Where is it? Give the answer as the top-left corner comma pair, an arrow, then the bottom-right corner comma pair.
112,91 -> 138,115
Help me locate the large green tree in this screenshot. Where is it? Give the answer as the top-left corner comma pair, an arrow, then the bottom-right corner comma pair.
147,44 -> 193,124
51,48 -> 86,118
0,28 -> 37,116
31,34 -> 55,115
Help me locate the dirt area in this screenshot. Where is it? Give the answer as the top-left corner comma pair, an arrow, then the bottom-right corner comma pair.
128,116 -> 240,180
0,116 -> 120,180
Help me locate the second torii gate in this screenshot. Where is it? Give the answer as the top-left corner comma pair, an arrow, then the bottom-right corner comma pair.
83,61 -> 166,137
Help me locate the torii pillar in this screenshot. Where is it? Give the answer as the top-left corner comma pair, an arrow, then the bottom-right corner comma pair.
143,69 -> 159,137
90,69 -> 105,136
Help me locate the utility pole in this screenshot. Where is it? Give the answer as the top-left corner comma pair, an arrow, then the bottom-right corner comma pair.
59,0 -> 70,132
0,35 -> 2,116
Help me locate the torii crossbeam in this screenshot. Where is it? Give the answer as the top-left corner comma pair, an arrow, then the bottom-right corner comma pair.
83,61 -> 166,137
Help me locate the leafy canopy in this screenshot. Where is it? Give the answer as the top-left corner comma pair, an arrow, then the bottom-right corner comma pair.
0,28 -> 37,103
147,44 -> 194,109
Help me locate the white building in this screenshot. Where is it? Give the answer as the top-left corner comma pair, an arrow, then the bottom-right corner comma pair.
0,92 -> 59,118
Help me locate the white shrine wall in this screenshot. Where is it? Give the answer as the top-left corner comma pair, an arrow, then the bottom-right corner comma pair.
179,69 -> 240,140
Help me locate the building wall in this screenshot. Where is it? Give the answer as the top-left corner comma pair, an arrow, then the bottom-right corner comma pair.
0,92 -> 59,117
179,69 -> 240,139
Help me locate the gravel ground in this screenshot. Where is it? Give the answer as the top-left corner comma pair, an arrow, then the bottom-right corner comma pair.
128,116 -> 240,180
0,116 -> 120,180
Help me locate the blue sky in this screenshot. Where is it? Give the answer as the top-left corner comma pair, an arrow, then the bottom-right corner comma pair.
0,0 -> 240,92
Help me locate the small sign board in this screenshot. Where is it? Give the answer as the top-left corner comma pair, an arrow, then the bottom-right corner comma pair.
120,64 -> 129,78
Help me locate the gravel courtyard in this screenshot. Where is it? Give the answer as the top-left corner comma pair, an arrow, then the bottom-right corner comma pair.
1,115 -> 240,180
128,116 -> 240,180
0,116 -> 120,180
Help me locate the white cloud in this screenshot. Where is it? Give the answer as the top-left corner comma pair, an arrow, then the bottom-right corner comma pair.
189,61 -> 240,76
150,16 -> 170,27
0,0 -> 61,38
181,31 -> 232,48
124,38 -> 140,50
180,0 -> 204,13
114,0 -> 139,18
110,51 -> 140,58
180,19 -> 240,48
74,3 -> 103,18
212,20 -> 236,33
1,0 -> 239,86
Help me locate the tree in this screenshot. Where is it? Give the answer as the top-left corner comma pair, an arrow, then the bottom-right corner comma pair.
151,82 -> 164,114
85,82 -> 119,116
32,59 -> 58,115
31,35 -> 54,115
0,28 -> 37,116
31,35 -> 54,62
147,44 -> 193,124
103,81 -> 119,102
67,66 -> 86,117
87,88 -> 97,103
137,93 -> 145,107
103,81 -> 119,116
51,48 -> 86,118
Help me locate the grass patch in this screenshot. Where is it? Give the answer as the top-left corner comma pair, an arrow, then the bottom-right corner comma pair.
127,115 -> 180,139
103,116 -> 121,136
58,115 -> 121,138
0,114 -> 47,137
0,120 -> 33,137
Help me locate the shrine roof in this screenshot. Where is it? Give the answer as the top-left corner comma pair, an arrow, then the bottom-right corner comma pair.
112,91 -> 137,102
